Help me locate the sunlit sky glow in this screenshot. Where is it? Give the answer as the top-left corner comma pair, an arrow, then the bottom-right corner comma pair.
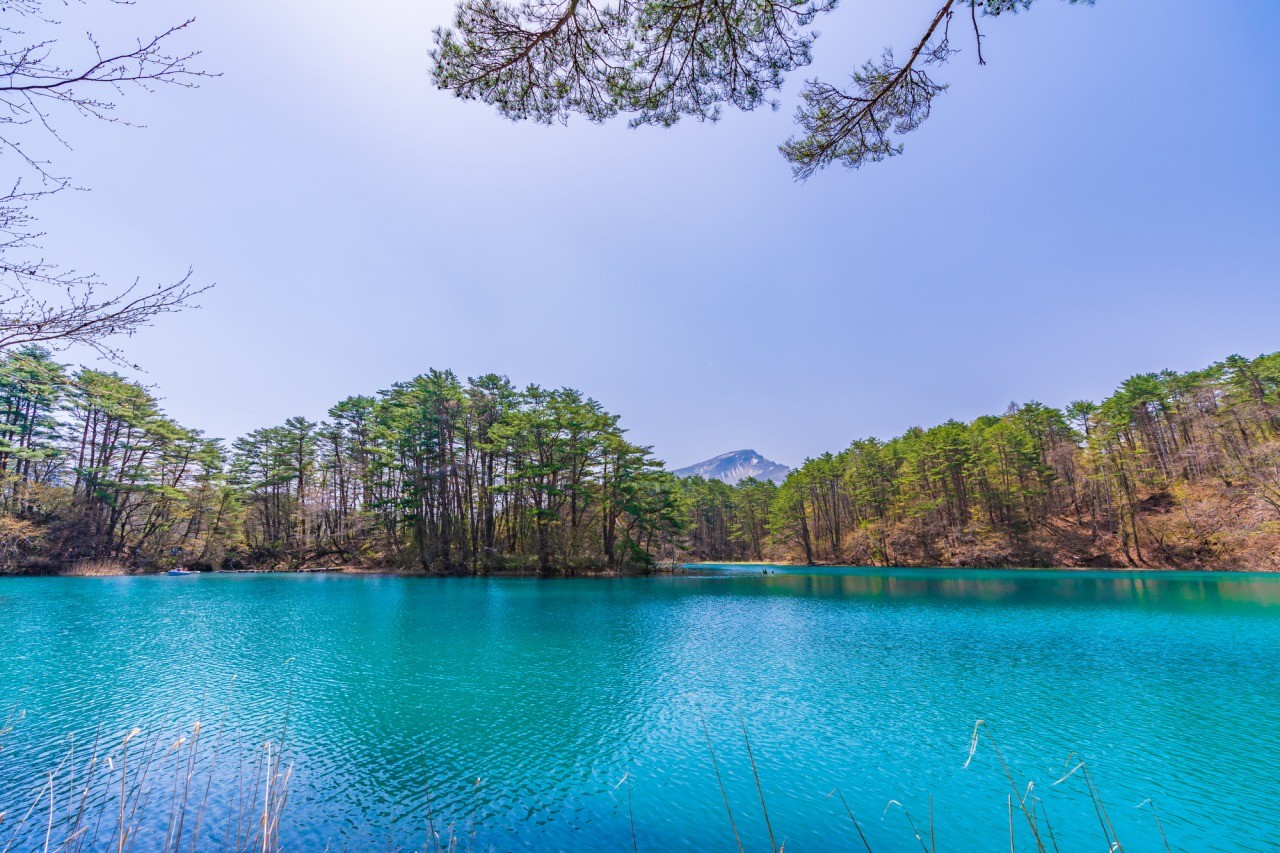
28,0 -> 1280,468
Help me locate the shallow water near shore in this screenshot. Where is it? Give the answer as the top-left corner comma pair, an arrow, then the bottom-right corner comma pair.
2,566 -> 1279,850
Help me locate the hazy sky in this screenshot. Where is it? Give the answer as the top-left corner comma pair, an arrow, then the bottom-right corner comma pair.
26,0 -> 1280,468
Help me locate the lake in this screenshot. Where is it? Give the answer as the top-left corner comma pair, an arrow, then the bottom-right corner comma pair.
2,567 -> 1278,850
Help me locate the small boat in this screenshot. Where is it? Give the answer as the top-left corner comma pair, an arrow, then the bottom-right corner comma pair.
167,567 -> 198,576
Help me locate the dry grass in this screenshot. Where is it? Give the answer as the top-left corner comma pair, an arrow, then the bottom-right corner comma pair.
0,706 -> 487,853
0,712 -> 291,853
61,559 -> 132,577
1,713 -> 1181,852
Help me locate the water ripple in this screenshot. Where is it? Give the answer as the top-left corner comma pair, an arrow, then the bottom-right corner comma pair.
1,571 -> 1279,850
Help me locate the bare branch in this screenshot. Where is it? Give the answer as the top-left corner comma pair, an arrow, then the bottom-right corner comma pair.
0,250 -> 209,366
0,2 -> 211,360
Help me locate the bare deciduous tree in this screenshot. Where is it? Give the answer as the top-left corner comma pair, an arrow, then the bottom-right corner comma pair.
0,3 -> 210,361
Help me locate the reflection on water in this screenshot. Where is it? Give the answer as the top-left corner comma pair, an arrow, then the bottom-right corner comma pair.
697,564 -> 1280,610
1,568 -> 1279,851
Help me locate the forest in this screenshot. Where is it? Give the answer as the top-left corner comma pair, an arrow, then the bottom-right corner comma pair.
0,352 -> 684,573
682,351 -> 1280,569
2,348 -> 1279,573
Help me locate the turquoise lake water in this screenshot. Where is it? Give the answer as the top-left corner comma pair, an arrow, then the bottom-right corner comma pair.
2,567 -> 1279,850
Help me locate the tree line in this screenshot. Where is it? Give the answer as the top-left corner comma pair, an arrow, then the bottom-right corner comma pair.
678,351 -> 1280,569
5,348 -> 1280,572
229,371 -> 683,572
0,351 -> 684,573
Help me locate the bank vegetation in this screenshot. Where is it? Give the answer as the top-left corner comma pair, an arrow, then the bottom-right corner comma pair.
4,349 -> 1279,573
680,351 -> 1280,570
0,352 -> 683,574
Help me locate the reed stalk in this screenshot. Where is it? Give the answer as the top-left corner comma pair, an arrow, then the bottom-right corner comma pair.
825,787 -> 872,852
696,706 -> 743,853
966,721 -> 1048,853
883,800 -> 931,853
1136,798 -> 1170,853
739,716 -> 777,853
0,711 -> 1184,852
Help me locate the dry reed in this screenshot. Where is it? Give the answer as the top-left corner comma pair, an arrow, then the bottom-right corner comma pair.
62,560 -> 131,577
0,706 -> 292,853
1,711 -> 1186,852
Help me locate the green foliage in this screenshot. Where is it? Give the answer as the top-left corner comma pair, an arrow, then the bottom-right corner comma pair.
0,351 -> 237,568
681,351 -> 1280,568
229,372 -> 681,572
7,347 -> 1280,573
431,0 -> 1093,176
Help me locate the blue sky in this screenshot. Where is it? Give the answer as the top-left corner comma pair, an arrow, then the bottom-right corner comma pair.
28,0 -> 1280,468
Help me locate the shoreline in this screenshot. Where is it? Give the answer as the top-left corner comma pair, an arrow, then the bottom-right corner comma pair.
10,563 -> 693,579
10,562 -> 1279,578
686,561 -> 1279,573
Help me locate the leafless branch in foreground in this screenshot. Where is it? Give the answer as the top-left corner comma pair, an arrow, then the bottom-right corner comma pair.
0,2 -> 212,359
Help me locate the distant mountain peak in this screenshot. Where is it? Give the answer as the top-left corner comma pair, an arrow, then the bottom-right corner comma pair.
672,449 -> 790,485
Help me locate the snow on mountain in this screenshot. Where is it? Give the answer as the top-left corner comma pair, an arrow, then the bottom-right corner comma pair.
671,449 -> 790,485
